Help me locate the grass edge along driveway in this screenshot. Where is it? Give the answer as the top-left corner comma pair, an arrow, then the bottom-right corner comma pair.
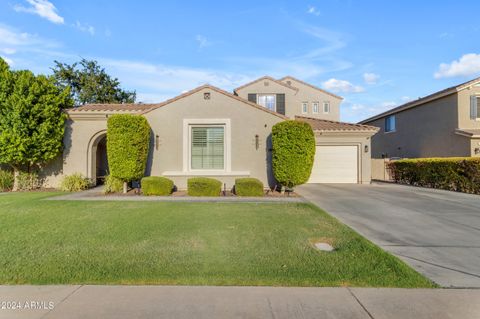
0,192 -> 436,288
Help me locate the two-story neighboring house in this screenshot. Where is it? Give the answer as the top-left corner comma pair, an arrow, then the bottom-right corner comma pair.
359,77 -> 480,159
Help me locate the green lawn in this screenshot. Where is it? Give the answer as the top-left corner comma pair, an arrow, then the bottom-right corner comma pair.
0,192 -> 435,287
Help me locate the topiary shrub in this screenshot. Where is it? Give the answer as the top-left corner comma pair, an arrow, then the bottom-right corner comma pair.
107,114 -> 150,193
272,120 -> 315,188
60,173 -> 91,192
388,157 -> 480,194
141,176 -> 174,196
0,170 -> 14,192
187,177 -> 222,196
234,178 -> 264,197
16,172 -> 40,191
103,175 -> 124,194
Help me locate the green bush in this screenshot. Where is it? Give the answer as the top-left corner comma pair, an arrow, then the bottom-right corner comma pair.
107,114 -> 150,189
187,177 -> 222,196
272,120 -> 316,188
388,157 -> 480,194
60,173 -> 90,192
141,176 -> 174,196
0,170 -> 14,192
235,178 -> 264,197
16,172 -> 39,191
103,175 -> 124,194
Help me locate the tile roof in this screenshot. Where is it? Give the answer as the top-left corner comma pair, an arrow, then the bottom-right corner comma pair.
68,103 -> 157,112
359,76 -> 480,124
233,76 -> 299,93
279,76 -> 343,100
67,84 -> 288,120
295,116 -> 379,132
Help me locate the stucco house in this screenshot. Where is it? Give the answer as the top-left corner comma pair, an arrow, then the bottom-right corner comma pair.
42,76 -> 378,189
360,77 -> 480,159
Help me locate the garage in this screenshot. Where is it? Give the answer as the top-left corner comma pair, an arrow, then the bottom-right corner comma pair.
308,145 -> 358,183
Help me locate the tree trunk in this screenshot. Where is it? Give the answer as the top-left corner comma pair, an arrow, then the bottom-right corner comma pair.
12,166 -> 20,192
123,181 -> 128,194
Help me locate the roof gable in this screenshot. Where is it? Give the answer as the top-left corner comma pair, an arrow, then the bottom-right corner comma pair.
279,76 -> 343,100
234,76 -> 299,94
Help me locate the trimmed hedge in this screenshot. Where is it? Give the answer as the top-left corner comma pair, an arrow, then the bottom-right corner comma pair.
107,114 -> 150,183
141,176 -> 174,196
60,173 -> 90,192
0,170 -> 14,192
388,157 -> 480,194
103,175 -> 124,194
187,177 -> 222,196
272,120 -> 316,188
235,178 -> 264,197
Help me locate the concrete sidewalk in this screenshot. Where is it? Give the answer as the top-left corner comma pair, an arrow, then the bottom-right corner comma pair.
0,285 -> 479,319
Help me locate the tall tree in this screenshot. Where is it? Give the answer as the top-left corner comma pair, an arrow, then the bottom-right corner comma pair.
52,58 -> 136,106
0,57 -> 73,187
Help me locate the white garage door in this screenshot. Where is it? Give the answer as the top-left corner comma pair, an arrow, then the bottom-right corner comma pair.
308,145 -> 358,183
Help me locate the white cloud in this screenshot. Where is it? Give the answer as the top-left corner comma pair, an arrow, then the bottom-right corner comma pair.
74,21 -> 95,35
195,35 -> 211,49
363,72 -> 380,84
434,53 -> 480,79
14,0 -> 64,24
322,78 -> 364,93
1,56 -> 14,65
0,48 -> 16,55
307,6 -> 320,16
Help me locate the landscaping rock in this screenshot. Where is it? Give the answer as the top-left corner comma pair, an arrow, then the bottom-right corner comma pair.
315,242 -> 335,252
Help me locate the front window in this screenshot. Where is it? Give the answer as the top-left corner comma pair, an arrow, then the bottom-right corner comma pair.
302,102 -> 308,114
257,94 -> 276,111
323,102 -> 330,113
471,96 -> 480,119
191,126 -> 225,170
312,102 -> 319,113
385,115 -> 396,132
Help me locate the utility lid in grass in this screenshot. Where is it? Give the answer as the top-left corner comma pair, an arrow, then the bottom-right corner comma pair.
314,242 -> 335,252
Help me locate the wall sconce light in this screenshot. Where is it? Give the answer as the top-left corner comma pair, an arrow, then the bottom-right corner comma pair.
155,135 -> 160,150
255,134 -> 259,150
364,145 -> 369,153
475,148 -> 480,155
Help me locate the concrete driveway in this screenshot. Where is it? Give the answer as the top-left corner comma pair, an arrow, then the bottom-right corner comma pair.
297,182 -> 480,288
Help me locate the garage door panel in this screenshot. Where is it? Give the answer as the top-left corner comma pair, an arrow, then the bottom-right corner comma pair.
308,145 -> 358,183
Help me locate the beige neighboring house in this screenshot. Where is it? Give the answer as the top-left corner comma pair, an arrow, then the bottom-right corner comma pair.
359,77 -> 480,159
41,76 -> 378,189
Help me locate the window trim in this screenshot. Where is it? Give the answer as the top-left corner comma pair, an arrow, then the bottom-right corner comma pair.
312,102 -> 319,114
301,102 -> 308,114
471,95 -> 480,120
385,115 -> 396,133
323,101 -> 330,114
182,119 -> 231,173
257,94 -> 276,112
189,125 -> 226,171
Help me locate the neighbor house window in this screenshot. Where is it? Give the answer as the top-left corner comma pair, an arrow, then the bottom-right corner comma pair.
257,95 -> 276,111
312,102 -> 319,113
302,102 -> 308,114
471,96 -> 480,119
385,115 -> 396,132
323,102 -> 330,113
191,126 -> 225,170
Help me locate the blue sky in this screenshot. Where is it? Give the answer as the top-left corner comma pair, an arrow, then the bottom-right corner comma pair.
1,0 -> 480,122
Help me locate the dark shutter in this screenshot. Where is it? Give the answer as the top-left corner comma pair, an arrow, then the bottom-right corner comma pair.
276,94 -> 285,115
248,93 -> 257,103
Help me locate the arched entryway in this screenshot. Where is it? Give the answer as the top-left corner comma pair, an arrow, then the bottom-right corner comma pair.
87,130 -> 109,185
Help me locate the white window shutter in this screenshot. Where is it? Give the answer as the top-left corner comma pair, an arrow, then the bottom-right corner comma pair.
471,96 -> 478,119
